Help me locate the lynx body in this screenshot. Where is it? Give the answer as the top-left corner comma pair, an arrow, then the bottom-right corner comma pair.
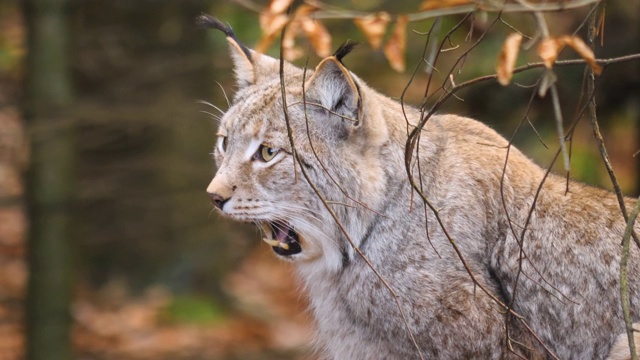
200,15 -> 640,360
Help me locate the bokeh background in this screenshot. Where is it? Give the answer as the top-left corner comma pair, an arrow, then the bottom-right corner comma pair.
0,0 -> 638,359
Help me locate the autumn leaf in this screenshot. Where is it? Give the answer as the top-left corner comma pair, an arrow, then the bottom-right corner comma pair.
420,0 -> 472,11
538,36 -> 564,69
354,12 -> 390,50
566,36 -> 603,75
281,21 -> 303,61
268,0 -> 294,14
293,5 -> 331,58
496,33 -> 523,86
538,35 -> 602,75
383,15 -> 408,72
293,4 -> 317,18
301,18 -> 331,57
256,12 -> 289,53
256,0 -> 298,54
257,4 -> 329,60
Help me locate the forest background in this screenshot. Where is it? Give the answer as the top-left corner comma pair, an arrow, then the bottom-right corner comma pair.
0,0 -> 639,359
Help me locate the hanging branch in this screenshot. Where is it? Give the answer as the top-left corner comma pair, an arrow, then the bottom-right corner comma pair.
276,15 -> 427,360
620,197 -> 640,360
583,3 -> 640,359
306,0 -> 601,21
228,1 -> 640,358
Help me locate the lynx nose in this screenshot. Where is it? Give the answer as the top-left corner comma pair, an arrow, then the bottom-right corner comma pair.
208,193 -> 229,210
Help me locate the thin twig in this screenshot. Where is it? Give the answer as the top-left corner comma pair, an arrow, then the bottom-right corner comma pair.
514,0 -> 571,172
585,39 -> 640,250
499,85 -> 581,350
288,101 -> 360,123
402,8 -> 541,343
549,83 -> 570,171
278,16 -> 299,183
620,197 -> 640,360
585,4 -> 638,359
399,18 -> 441,256
297,59 -> 389,218
421,53 -> 640,102
400,11 -> 563,358
304,0 -> 600,22
284,29 -> 426,360
325,201 -> 357,208
298,83 -> 427,360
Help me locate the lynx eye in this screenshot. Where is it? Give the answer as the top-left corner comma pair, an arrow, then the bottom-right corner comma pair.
256,145 -> 280,162
217,136 -> 228,153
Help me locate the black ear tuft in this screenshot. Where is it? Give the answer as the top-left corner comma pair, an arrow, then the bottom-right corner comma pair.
195,14 -> 232,36
196,14 -> 253,61
333,41 -> 360,63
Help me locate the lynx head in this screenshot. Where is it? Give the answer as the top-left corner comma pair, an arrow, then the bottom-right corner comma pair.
200,15 -> 390,271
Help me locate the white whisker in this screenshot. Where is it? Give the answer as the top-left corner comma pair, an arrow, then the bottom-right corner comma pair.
215,81 -> 231,108
200,110 -> 222,123
197,100 -> 226,115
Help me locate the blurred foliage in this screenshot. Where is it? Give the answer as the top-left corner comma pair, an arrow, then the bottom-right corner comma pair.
160,295 -> 227,325
0,3 -> 22,73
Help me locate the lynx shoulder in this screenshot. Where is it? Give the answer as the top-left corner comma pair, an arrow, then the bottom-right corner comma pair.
200,15 -> 640,360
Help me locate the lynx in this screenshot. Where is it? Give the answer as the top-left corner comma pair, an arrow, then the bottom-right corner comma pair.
199,15 -> 640,359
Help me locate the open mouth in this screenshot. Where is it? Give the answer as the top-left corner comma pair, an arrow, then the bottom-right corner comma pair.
260,221 -> 302,256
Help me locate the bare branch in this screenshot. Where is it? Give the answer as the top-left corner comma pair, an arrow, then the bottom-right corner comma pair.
306,0 -> 601,22
291,35 -> 426,360
287,100 -> 360,123
584,4 -> 638,359
620,197 -> 640,360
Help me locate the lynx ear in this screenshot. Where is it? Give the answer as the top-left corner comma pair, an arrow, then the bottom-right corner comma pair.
227,39 -> 255,88
197,14 -> 273,89
306,45 -> 361,125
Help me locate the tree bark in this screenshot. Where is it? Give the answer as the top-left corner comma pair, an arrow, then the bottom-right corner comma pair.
23,0 -> 75,359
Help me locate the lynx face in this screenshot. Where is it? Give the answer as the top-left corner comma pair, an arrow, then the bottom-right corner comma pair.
208,80 -> 313,261
206,36 -> 368,268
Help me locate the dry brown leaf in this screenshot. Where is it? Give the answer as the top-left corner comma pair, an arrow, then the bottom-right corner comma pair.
420,0 -> 472,11
301,18 -> 332,57
496,33 -> 523,86
538,36 -> 563,69
566,36 -> 602,75
354,12 -> 391,50
256,0 -> 298,54
293,3 -> 317,18
256,12 -> 289,53
256,3 -> 331,59
282,20 -> 303,61
291,5 -> 330,58
538,35 -> 602,75
268,0 -> 294,14
383,15 -> 408,72
259,13 -> 289,36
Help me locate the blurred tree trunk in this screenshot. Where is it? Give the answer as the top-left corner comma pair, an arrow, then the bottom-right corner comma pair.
22,0 -> 75,359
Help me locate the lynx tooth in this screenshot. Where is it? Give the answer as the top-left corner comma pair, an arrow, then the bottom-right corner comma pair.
262,238 -> 280,247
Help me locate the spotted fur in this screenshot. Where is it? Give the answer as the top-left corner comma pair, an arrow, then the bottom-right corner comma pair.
204,16 -> 640,360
